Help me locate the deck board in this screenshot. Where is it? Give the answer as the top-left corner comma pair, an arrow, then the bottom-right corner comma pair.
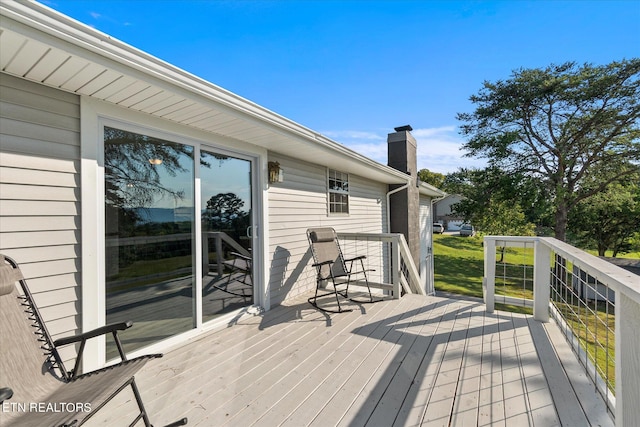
84,293 -> 613,427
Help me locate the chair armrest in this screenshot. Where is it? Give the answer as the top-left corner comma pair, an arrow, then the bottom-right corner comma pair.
54,321 -> 133,347
229,252 -> 251,261
312,260 -> 334,268
344,255 -> 366,262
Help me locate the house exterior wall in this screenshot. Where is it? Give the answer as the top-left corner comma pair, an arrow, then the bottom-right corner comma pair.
267,153 -> 388,306
0,73 -> 81,360
0,71 -> 394,362
434,194 -> 464,230
419,194 -> 435,294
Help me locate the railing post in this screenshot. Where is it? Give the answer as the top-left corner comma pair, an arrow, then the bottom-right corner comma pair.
215,233 -> 224,276
616,292 -> 640,425
483,237 -> 495,313
533,239 -> 551,322
391,236 -> 400,299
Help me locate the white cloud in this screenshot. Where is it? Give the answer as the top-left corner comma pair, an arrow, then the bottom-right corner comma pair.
323,126 -> 486,175
412,126 -> 486,174
87,11 -> 132,27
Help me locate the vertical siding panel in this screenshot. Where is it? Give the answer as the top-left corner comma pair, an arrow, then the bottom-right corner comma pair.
0,73 -> 81,345
267,153 -> 388,305
419,194 -> 434,294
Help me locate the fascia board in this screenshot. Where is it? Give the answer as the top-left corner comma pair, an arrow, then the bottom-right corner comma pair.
419,182 -> 446,197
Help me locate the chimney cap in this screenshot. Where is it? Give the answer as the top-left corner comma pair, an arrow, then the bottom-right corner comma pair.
394,125 -> 413,132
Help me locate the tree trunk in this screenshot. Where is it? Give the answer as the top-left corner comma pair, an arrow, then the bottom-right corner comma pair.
554,204 -> 568,241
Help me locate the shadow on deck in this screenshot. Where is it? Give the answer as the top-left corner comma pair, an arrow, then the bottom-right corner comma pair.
85,293 -> 613,427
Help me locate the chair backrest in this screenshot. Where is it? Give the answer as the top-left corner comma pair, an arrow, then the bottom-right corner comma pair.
307,228 -> 348,279
0,255 -> 66,423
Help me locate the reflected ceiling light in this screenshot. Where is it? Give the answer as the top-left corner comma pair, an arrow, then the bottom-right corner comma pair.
148,158 -> 163,165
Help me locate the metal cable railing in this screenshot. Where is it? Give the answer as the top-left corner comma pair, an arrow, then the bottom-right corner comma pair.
549,254 -> 616,409
483,236 -> 635,420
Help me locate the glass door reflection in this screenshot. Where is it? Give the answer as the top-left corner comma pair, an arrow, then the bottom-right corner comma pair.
104,126 -> 195,359
200,151 -> 253,323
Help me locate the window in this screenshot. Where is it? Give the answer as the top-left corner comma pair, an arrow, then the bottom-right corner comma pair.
328,169 -> 349,214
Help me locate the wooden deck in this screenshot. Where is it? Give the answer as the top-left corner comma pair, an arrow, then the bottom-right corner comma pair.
85,293 -> 613,427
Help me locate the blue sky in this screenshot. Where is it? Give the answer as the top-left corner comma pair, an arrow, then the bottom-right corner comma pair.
44,0 -> 640,173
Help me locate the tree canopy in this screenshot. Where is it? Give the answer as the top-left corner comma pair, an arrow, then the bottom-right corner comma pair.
418,168 -> 446,190
457,59 -> 640,241
444,167 -> 541,236
569,179 -> 640,256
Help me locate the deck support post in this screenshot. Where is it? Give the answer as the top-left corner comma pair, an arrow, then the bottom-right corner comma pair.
533,240 -> 551,322
391,236 -> 401,299
483,237 -> 495,313
616,293 -> 640,425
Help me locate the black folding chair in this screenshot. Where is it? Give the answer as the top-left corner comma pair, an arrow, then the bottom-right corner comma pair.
0,254 -> 187,427
306,228 -> 379,313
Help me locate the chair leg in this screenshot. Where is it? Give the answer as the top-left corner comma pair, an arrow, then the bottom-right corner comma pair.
333,283 -> 343,312
361,258 -> 374,302
345,259 -> 381,304
307,278 -> 353,314
130,378 -> 152,427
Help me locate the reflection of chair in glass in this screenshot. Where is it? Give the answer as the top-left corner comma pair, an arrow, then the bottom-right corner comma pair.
307,228 -> 379,313
0,254 -> 187,427
212,251 -> 253,298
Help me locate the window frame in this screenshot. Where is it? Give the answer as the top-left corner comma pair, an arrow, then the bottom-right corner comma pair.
327,168 -> 350,215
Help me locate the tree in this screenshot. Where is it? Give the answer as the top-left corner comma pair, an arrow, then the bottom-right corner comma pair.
203,192 -> 249,240
458,60 -> 640,241
445,167 -> 539,236
104,127 -> 193,211
418,168 -> 446,190
569,181 -> 640,256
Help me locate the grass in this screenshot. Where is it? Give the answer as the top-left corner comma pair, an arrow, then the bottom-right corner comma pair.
585,248 -> 640,259
552,299 -> 616,392
107,255 -> 193,291
433,234 -> 485,297
432,234 -> 534,315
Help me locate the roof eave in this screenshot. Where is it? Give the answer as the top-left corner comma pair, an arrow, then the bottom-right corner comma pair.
0,1 -> 409,185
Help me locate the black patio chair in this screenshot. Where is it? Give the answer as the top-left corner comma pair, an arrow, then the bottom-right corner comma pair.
0,254 -> 187,427
211,251 -> 253,298
306,228 -> 380,313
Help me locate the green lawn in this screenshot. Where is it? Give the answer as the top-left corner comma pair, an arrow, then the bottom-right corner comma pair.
433,234 -> 484,297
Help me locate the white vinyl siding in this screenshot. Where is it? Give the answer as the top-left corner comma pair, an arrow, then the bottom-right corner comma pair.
419,194 -> 434,295
0,73 -> 81,360
267,153 -> 387,306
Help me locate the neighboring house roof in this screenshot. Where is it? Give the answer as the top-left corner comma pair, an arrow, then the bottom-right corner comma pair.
0,1 -> 410,185
434,194 -> 463,205
418,182 -> 446,198
434,194 -> 464,218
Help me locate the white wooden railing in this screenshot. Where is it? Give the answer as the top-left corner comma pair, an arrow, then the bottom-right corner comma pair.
484,236 -> 640,425
337,232 -> 426,298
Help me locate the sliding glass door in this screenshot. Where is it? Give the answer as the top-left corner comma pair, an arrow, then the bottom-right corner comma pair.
200,150 -> 253,323
104,126 -> 254,358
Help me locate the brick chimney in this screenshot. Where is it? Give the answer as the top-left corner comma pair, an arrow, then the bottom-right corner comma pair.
388,125 -> 420,267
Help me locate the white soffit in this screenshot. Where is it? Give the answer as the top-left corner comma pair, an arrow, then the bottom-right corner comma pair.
0,1 -> 408,185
